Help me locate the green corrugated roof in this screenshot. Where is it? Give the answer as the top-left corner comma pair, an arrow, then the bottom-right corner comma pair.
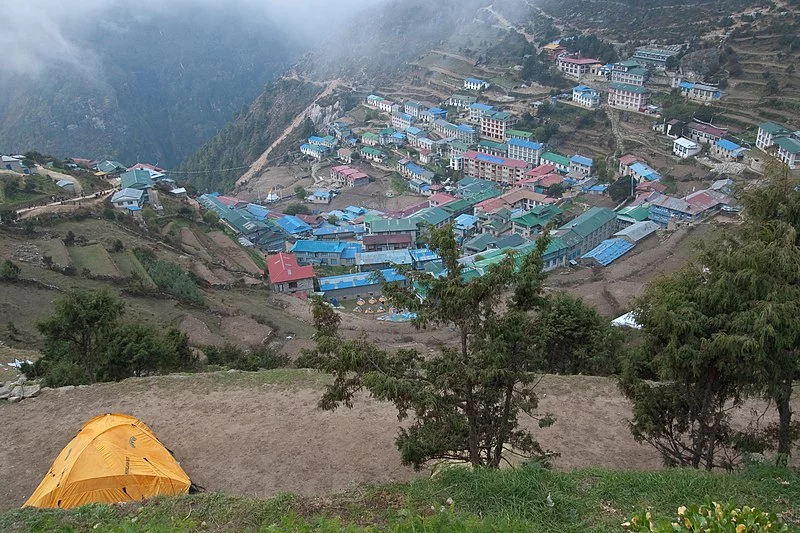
617,60 -> 640,68
541,152 -> 571,167
512,205 -> 563,228
775,135 -> 800,154
451,141 -> 471,151
617,205 -> 650,222
120,169 -> 153,190
479,140 -> 509,151
559,207 -> 616,239
759,122 -> 790,135
506,129 -> 534,139
369,218 -> 418,233
609,82 -> 650,94
362,132 -> 380,141
361,147 -> 383,156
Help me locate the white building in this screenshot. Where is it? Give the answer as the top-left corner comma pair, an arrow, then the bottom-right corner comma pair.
775,136 -> 800,169
111,188 -> 144,209
756,121 -> 792,151
557,57 -> 602,78
673,137 -> 701,159
464,77 -> 490,91
507,139 -> 544,165
572,85 -> 601,109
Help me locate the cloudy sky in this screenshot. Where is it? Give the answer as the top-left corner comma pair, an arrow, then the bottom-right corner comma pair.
1,0 -> 385,76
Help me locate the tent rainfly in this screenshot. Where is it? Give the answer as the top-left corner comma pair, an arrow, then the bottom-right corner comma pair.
24,413 -> 191,509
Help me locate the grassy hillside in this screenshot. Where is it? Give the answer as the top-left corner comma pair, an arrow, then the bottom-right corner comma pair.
1,465 -> 796,532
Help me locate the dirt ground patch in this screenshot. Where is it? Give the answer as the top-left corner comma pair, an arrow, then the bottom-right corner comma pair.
0,372 -> 654,511
220,315 -> 273,346
4,372 -> 793,511
177,315 -> 225,347
547,224 -> 721,316
179,227 -> 214,263
206,231 -> 261,275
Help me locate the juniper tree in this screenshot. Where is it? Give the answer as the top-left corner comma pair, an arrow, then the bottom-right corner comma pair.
304,226 -> 616,469
621,160 -> 800,466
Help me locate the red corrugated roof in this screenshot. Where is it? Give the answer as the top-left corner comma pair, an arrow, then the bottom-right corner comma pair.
526,164 -> 557,177
428,192 -> 457,205
619,154 -> 639,166
560,57 -> 601,65
267,253 -> 315,284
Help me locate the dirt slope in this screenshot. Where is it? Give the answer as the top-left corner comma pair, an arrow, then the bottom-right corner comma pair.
0,372 -> 665,510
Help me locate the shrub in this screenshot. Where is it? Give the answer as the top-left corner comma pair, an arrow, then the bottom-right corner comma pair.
133,248 -> 204,304
0,259 -> 21,281
624,501 -> 789,532
205,343 -> 290,371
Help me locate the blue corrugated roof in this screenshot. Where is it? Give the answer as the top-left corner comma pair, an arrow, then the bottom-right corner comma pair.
571,154 -> 593,167
470,103 -> 495,111
454,213 -> 479,229
509,138 -> 543,150
319,268 -> 405,292
573,85 -> 593,92
312,224 -> 365,236
630,162 -> 660,180
276,216 -> 312,235
291,240 -> 348,254
465,78 -> 488,84
716,139 -> 742,151
406,126 -> 423,135
582,238 -> 635,266
341,243 -> 363,260
409,248 -> 440,263
247,203 -> 270,219
457,124 -> 476,133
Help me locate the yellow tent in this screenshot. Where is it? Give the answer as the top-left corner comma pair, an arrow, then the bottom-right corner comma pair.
24,413 -> 191,509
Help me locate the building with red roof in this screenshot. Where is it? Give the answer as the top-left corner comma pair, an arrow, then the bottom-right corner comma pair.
558,56 -> 602,78
363,233 -> 413,252
428,192 -> 457,208
128,163 -> 166,173
267,253 -> 316,295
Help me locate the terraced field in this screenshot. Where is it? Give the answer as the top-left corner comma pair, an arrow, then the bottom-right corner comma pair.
67,244 -> 121,277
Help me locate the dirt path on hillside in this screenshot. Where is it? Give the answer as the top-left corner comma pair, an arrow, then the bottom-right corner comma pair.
236,79 -> 340,189
0,372 -> 665,510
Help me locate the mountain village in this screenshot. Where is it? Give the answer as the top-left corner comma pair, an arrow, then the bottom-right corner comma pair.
3,39 -> 800,318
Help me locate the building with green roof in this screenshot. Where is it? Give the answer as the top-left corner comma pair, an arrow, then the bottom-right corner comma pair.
540,152 -> 571,172
512,204 -> 563,239
616,205 -> 650,226
505,129 -> 534,142
556,207 -> 618,259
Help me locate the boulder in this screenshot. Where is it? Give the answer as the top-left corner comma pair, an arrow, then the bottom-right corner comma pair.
8,396 -> 21,403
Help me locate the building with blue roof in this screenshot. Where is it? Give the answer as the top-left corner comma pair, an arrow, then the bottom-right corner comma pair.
581,238 -> 635,266
570,154 -> 594,176
276,215 -> 313,236
464,78 -> 490,91
408,248 -> 441,269
426,107 -> 447,121
312,224 -> 366,240
391,112 -> 416,131
432,119 -> 476,144
712,138 -> 748,161
356,249 -> 413,271
318,268 -> 407,300
572,85 -> 601,108
677,80 -> 722,102
247,203 -> 270,219
629,161 -> 661,182
469,102 -> 496,123
508,138 -> 544,165
291,240 -> 350,265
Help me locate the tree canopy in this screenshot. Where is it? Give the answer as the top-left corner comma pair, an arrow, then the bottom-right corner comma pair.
302,225 -> 618,469
620,159 -> 800,468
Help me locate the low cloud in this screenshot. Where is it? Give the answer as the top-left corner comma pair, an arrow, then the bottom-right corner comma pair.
1,0 -> 386,76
